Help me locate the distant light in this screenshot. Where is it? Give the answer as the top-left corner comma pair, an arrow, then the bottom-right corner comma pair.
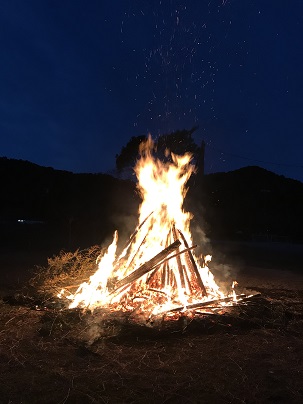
17,219 -> 45,225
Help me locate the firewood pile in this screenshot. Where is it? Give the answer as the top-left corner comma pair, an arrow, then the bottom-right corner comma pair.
29,138 -> 260,320
57,214 -> 258,318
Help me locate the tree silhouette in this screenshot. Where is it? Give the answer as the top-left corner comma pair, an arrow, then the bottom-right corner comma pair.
115,135 -> 147,172
156,126 -> 199,159
115,126 -> 200,172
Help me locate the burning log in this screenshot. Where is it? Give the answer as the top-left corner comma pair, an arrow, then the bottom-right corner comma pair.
162,232 -> 172,287
146,244 -> 197,287
112,240 -> 181,293
125,212 -> 154,248
58,136 -> 247,317
124,231 -> 148,271
147,231 -> 171,286
182,264 -> 193,295
164,294 -> 251,313
161,262 -> 167,287
177,229 -> 208,297
172,225 -> 186,289
120,211 -> 154,255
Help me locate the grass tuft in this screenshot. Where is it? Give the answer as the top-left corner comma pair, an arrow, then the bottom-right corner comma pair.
28,245 -> 101,303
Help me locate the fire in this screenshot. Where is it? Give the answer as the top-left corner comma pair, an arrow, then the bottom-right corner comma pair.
60,136 -> 238,318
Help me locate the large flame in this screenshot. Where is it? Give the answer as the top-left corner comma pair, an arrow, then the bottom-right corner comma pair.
63,136 -> 232,316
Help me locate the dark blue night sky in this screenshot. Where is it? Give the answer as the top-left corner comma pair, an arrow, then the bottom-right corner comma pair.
1,0 -> 303,181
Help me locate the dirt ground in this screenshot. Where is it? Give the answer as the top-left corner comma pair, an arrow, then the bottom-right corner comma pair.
0,242 -> 303,403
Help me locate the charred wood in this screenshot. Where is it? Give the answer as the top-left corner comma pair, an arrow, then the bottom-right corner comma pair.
172,225 -> 186,289
112,240 -> 181,293
165,294 -> 248,313
177,229 -> 208,297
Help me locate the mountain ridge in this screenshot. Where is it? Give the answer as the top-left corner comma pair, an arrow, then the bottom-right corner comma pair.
1,156 -> 302,247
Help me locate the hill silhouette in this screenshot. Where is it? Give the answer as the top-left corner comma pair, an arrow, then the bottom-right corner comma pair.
1,157 -> 303,254
0,157 -> 139,251
196,166 -> 303,241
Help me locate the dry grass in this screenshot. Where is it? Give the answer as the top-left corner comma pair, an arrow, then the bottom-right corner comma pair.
1,248 -> 303,403
1,290 -> 303,403
27,245 -> 101,303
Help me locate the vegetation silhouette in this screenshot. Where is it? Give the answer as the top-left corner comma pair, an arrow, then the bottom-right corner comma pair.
1,132 -> 303,256
115,126 -> 200,172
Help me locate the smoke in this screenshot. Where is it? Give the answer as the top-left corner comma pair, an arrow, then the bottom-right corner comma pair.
81,311 -> 124,345
208,240 -> 246,295
191,222 -> 210,251
108,212 -> 139,252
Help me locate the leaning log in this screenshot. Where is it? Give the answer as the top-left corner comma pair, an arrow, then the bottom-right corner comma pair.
146,243 -> 196,286
164,294 -> 248,313
112,240 -> 181,292
177,229 -> 208,297
148,245 -> 197,275
122,211 -> 154,251
114,212 -> 154,271
172,225 -> 186,289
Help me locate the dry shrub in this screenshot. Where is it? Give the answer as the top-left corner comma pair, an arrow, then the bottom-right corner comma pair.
28,245 -> 101,301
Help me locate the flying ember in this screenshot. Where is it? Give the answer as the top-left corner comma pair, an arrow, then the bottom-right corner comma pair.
59,136 -> 240,318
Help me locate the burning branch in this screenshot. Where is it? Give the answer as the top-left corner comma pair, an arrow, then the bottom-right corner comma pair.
177,229 -> 208,297
59,135 -> 243,316
117,211 -> 154,268
112,240 -> 181,293
167,294 -> 247,313
172,225 -> 186,289
153,293 -> 261,317
124,211 -> 154,248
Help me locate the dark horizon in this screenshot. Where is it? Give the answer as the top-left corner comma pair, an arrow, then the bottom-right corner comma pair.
1,154 -> 302,188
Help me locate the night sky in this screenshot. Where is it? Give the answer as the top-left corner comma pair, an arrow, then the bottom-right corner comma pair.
1,0 -> 303,182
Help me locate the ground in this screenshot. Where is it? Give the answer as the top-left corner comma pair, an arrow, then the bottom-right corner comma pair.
0,242 -> 303,403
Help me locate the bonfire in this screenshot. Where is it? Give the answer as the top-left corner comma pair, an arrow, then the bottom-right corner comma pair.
58,136 -> 250,321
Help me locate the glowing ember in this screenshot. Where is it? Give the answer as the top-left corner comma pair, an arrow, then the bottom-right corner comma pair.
59,136 -> 240,317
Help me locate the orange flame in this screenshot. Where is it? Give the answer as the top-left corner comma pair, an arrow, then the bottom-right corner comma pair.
61,135 -> 236,316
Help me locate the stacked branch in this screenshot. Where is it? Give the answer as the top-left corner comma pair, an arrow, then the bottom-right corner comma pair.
153,293 -> 261,317
110,217 -> 209,306
177,229 -> 208,297
112,240 -> 181,293
172,225 -> 186,289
